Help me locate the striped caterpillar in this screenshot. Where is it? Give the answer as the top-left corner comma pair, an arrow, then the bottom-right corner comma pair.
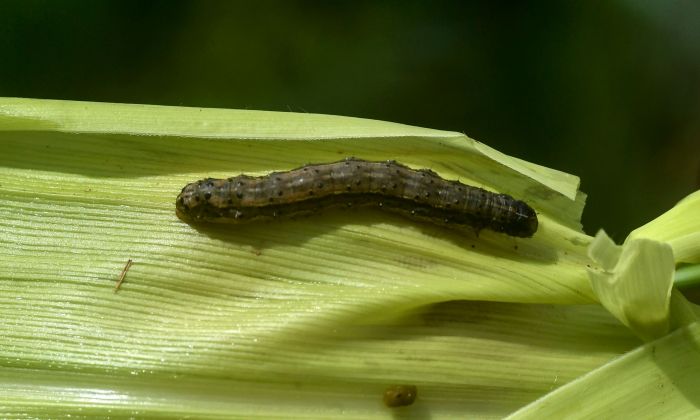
176,158 -> 538,238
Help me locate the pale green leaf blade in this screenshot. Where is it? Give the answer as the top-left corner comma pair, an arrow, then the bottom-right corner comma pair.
628,189 -> 700,264
0,98 -> 593,304
507,319 -> 700,419
1,302 -> 639,418
0,98 -> 607,417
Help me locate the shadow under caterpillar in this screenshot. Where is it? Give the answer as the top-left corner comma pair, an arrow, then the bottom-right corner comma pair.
176,158 -> 538,238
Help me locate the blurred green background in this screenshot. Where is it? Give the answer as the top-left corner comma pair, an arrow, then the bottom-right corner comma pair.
1,0 -> 698,239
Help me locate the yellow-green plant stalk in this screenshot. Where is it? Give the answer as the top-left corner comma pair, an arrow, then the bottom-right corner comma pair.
1,98 -> 698,418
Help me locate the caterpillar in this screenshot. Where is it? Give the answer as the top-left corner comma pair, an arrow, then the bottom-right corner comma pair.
176,158 -> 538,238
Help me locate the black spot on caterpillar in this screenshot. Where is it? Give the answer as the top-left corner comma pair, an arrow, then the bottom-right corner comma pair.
383,384 -> 418,407
176,158 -> 538,237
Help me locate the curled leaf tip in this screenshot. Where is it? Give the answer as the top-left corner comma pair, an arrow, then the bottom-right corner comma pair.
588,230 -> 674,341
